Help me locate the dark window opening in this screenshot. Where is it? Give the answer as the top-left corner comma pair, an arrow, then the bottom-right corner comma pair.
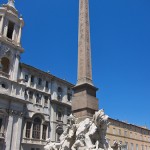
44,96 -> 48,105
67,88 -> 72,101
31,75 -> 34,83
24,89 -> 28,96
42,125 -> 47,140
1,83 -> 6,89
29,91 -> 33,100
7,21 -> 15,39
0,118 -> 2,131
38,78 -> 42,86
1,57 -> 10,74
26,122 -> 31,138
58,111 -> 62,121
25,75 -> 29,82
45,81 -> 49,88
36,93 -> 41,104
32,118 -> 41,139
57,87 -> 62,100
67,93 -> 72,101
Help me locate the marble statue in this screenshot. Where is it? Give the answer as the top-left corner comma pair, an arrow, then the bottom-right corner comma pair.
44,109 -> 117,150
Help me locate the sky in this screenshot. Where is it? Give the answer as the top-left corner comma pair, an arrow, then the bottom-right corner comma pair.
1,0 -> 150,127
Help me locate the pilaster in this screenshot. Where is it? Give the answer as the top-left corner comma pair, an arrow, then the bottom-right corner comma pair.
5,114 -> 13,150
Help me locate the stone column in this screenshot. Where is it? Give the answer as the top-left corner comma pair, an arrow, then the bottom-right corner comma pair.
28,74 -> 31,87
11,116 -> 18,150
15,116 -> 23,150
17,24 -> 22,45
40,124 -> 43,140
64,107 -> 67,124
30,122 -> 33,139
3,19 -> 8,37
13,53 -> 20,81
0,15 -> 4,35
12,24 -> 17,42
5,114 -> 13,150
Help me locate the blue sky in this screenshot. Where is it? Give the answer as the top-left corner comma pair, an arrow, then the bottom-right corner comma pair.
2,0 -> 150,127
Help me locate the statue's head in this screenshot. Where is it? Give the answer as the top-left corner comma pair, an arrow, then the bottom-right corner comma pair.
93,109 -> 109,127
67,114 -> 76,124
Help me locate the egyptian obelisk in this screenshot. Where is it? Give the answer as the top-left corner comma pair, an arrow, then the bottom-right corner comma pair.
72,0 -> 98,120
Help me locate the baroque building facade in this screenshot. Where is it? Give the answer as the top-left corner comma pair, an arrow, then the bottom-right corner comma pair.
0,1 -> 150,150
0,1 -> 73,150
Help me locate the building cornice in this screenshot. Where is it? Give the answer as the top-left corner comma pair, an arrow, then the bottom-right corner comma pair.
21,63 -> 74,87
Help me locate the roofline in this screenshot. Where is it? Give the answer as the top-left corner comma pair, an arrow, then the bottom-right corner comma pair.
20,63 -> 75,87
109,117 -> 150,131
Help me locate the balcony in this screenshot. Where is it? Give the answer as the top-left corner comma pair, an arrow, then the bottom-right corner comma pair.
22,138 -> 46,145
0,71 -> 9,79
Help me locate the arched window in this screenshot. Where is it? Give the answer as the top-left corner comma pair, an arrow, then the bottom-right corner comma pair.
1,57 -> 10,74
32,117 -> 41,139
57,87 -> 62,100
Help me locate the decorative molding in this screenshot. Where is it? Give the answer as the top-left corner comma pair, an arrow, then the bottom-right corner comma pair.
0,44 -> 13,59
7,109 -> 23,117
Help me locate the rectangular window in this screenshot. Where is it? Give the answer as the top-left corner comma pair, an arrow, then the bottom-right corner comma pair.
57,111 -> 62,121
32,123 -> 41,139
125,142 -> 128,150
45,81 -> 49,88
36,94 -> 41,104
7,21 -> 15,39
44,96 -> 48,106
113,128 -> 116,134
118,129 -> 121,135
38,78 -> 42,86
142,145 -> 144,150
0,118 -> 2,132
131,143 -> 134,150
146,146 -> 147,150
124,130 -> 127,136
130,132 -> 132,138
26,122 -> 31,138
136,144 -> 138,150
42,125 -> 47,140
31,75 -> 34,83
29,91 -> 33,100
31,148 -> 35,150
25,75 -> 29,82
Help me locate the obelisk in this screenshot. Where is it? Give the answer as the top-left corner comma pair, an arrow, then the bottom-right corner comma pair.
72,0 -> 98,120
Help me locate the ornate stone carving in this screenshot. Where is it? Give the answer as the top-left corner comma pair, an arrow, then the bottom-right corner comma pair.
7,109 -> 23,117
0,44 -> 13,59
44,109 -> 115,150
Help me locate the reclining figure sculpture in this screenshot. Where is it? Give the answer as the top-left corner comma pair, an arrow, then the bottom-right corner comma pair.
44,109 -> 115,150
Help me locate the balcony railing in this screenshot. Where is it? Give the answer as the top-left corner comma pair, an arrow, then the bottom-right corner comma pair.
0,71 -> 10,79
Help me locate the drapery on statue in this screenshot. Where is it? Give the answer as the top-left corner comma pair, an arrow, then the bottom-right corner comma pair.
44,109 -> 120,150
